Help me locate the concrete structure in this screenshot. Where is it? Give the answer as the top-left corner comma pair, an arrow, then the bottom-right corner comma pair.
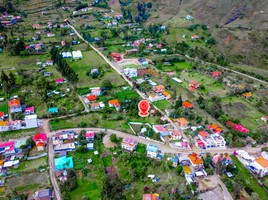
25,114 -> 38,128
149,95 -> 165,102
72,50 -> 83,59
122,68 -> 138,78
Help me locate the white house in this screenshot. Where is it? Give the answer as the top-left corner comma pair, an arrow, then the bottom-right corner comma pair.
198,131 -> 216,148
62,52 -> 72,58
122,68 -> 138,78
211,134 -> 226,147
149,95 -> 165,102
72,50 -> 83,59
9,120 -> 22,130
252,156 -> 268,177
122,137 -> 138,151
25,115 -> 38,128
147,144 -> 159,158
0,121 -> 9,132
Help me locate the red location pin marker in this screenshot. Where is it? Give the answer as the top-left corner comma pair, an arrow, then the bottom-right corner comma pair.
138,100 -> 150,117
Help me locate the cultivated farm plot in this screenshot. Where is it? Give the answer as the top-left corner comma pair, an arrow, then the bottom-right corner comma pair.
5,172 -> 49,195
222,97 -> 266,132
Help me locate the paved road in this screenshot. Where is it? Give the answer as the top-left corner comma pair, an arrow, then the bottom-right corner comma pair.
46,126 -> 263,155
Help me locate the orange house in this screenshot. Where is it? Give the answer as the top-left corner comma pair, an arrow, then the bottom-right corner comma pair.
188,153 -> 204,168
153,85 -> 164,93
182,101 -> 194,108
177,118 -> 189,130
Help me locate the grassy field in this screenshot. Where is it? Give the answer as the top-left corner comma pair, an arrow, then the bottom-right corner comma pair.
68,50 -> 126,88
162,61 -> 193,72
0,102 -> 8,113
69,139 -> 106,199
50,112 -> 158,132
8,156 -> 48,174
152,99 -> 172,110
231,155 -> 268,200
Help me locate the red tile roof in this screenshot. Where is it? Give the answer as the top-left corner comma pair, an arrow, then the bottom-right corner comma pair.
182,101 -> 194,108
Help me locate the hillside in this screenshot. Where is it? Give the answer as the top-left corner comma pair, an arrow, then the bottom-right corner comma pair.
110,0 -> 268,74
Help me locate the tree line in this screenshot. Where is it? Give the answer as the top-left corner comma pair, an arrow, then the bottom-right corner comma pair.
50,46 -> 79,83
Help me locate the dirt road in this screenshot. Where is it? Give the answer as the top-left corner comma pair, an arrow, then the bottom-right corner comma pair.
48,136 -> 61,200
210,173 -> 233,200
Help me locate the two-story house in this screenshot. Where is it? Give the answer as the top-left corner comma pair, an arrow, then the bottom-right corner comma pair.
86,132 -> 95,142
122,137 -> 138,151
9,99 -> 22,113
188,153 -> 204,169
33,133 -> 47,151
211,134 -> 226,147
198,131 -> 215,148
108,100 -> 121,111
147,144 -> 159,158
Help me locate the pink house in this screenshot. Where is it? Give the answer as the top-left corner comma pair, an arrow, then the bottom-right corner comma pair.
25,107 -> 34,115
91,88 -> 102,96
0,141 -> 15,154
61,41 -> 66,46
86,132 -> 95,142
233,124 -> 249,133
55,79 -> 65,84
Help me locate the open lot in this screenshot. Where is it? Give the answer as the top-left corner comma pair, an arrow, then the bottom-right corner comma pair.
8,156 -> 48,174
5,171 -> 49,196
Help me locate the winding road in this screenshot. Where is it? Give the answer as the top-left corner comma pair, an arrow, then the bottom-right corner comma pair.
44,19 -> 268,200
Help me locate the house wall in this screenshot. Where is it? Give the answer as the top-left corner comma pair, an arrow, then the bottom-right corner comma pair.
147,151 -> 157,158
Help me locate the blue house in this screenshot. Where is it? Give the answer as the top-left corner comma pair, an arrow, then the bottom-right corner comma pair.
147,144 -> 159,158
87,143 -> 94,150
55,156 -> 74,171
48,107 -> 58,113
171,157 -> 179,167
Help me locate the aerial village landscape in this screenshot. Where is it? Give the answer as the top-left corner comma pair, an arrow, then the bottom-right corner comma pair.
0,0 -> 268,200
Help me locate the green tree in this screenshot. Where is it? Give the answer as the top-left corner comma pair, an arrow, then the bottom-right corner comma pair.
167,160 -> 173,168
138,42 -> 146,53
26,137 -> 36,147
110,134 -> 117,143
101,175 -> 125,200
2,80 -> 9,94
9,71 -> 16,87
175,165 -> 183,173
101,80 -> 112,90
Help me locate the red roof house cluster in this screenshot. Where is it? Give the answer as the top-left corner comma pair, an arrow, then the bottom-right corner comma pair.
110,53 -> 122,61
188,80 -> 200,92
226,121 -> 250,133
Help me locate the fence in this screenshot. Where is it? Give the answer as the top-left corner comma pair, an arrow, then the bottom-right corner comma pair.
27,153 -> 48,160
138,135 -> 165,145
